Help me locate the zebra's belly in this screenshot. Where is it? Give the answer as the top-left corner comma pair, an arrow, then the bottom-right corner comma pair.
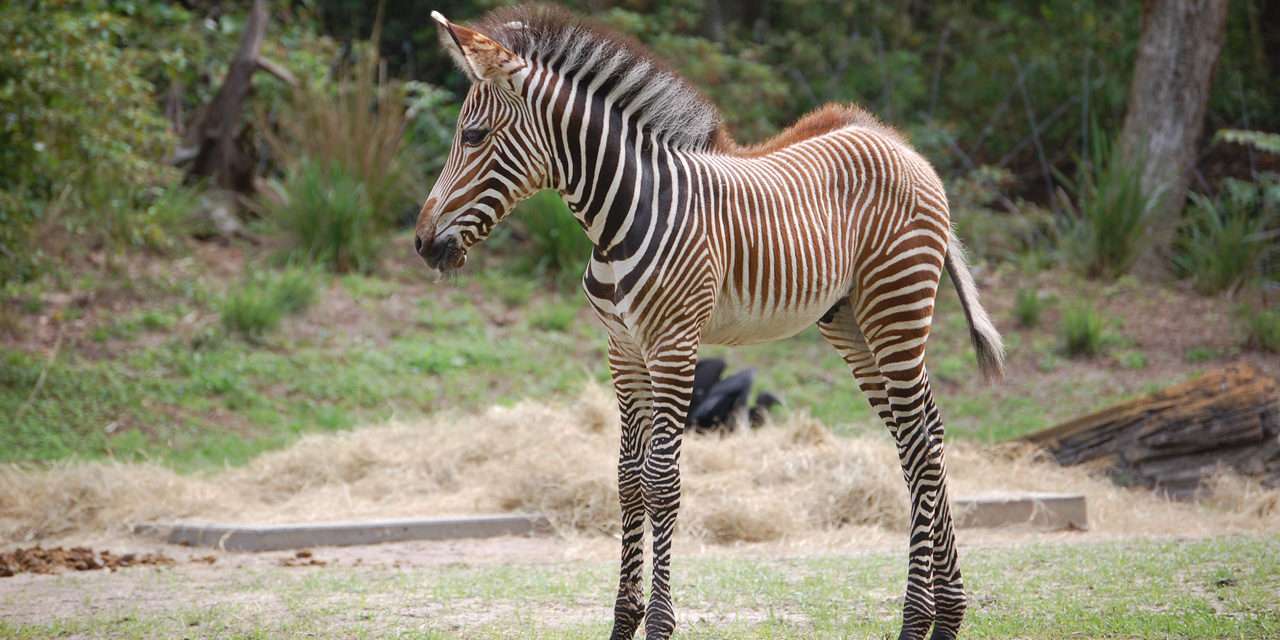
701,292 -> 842,346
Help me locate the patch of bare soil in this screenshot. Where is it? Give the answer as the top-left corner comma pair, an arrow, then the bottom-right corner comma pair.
2,242 -> 251,358
0,545 -> 175,577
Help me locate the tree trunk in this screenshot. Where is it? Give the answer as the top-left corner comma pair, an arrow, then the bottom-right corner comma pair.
177,0 -> 272,195
1119,0 -> 1229,276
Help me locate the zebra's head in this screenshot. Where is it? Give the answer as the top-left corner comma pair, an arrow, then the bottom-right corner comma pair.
414,12 -> 550,273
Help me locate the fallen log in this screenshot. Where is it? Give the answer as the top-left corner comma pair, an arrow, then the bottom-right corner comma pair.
1021,363 -> 1280,499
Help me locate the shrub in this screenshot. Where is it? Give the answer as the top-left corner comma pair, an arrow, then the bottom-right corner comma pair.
220,268 -> 318,338
1013,288 -> 1046,329
273,160 -> 380,273
1056,130 -> 1155,280
1241,306 -> 1280,353
0,3 -> 178,280
515,190 -> 594,284
1174,176 -> 1279,295
1060,303 -> 1105,358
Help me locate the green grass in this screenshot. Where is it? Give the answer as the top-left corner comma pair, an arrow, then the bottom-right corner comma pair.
1012,287 -> 1045,328
1060,303 -> 1106,358
1242,306 -> 1280,353
0,282 -> 609,469
1,536 -> 1276,638
220,267 -> 318,338
0,249 -> 1185,468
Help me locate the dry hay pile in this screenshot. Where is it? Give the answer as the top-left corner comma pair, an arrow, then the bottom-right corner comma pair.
3,385 -> 1278,545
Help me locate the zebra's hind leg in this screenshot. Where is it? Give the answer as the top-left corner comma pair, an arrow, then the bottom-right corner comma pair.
606,338 -> 652,640
818,301 -> 965,640
922,393 -> 965,640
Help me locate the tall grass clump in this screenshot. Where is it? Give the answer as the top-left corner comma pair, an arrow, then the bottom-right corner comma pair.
221,267 -> 318,339
272,160 -> 379,273
515,190 -> 593,284
1241,306 -> 1280,353
1060,302 -> 1105,358
1013,288 -> 1046,328
1174,176 -> 1279,295
264,41 -> 419,220
1056,130 -> 1155,280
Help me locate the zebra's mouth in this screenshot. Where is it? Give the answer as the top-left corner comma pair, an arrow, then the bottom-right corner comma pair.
420,235 -> 468,272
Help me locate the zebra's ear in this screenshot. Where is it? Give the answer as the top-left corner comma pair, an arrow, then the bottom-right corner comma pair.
431,11 -> 524,84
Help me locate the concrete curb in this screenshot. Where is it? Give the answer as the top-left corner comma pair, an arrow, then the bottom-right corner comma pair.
133,514 -> 551,552
953,492 -> 1087,530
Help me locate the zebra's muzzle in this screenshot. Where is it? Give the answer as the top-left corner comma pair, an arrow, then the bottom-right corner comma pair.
418,234 -> 467,272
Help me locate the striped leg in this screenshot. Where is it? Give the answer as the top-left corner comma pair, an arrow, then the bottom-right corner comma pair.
640,334 -> 698,639
818,297 -> 965,640
607,338 -> 652,640
921,391 -> 965,640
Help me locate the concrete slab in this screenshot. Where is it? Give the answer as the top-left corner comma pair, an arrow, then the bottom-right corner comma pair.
952,492 -> 1087,530
133,514 -> 551,552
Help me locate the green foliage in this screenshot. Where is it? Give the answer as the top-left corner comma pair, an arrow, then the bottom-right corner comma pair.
1240,306 -> 1280,353
273,160 -> 381,273
514,190 -> 593,285
530,302 -> 579,333
1115,349 -> 1147,370
0,1 -> 180,279
1056,130 -> 1154,280
1013,288 -> 1046,329
1174,176 -> 1280,295
404,81 -> 461,181
1215,129 -> 1280,156
220,267 -> 318,339
1184,346 -> 1225,364
1060,303 -> 1105,358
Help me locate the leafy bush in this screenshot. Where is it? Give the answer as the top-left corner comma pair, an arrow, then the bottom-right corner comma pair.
273,160 -> 380,273
1056,130 -> 1154,280
1241,306 -> 1280,353
1215,129 -> 1280,156
1013,288 -> 1046,329
0,2 -> 179,279
1060,303 -> 1105,358
1174,176 -> 1279,295
514,191 -> 593,284
220,267 -> 318,338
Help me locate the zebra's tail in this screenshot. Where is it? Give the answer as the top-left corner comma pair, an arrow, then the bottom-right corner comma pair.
944,235 -> 1005,383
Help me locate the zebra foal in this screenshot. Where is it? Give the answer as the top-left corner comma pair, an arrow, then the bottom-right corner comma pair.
414,6 -> 1004,639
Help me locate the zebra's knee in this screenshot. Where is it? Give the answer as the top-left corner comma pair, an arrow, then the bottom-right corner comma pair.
639,457 -> 680,515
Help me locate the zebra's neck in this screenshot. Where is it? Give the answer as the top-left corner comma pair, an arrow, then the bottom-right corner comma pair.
528,64 -> 703,256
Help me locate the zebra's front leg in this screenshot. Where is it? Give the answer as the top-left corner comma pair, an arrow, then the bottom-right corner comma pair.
640,335 -> 698,639
607,339 -> 652,640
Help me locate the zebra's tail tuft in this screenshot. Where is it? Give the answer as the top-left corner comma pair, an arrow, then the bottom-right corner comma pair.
944,235 -> 1005,383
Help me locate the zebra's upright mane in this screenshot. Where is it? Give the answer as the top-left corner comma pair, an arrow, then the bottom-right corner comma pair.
469,4 -> 724,152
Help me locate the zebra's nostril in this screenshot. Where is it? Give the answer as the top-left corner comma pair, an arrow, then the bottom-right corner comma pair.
414,234 -> 425,255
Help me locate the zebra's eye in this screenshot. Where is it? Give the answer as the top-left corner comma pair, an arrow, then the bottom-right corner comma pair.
460,128 -> 490,147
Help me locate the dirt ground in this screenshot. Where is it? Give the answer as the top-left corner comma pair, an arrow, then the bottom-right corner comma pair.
0,529 -> 1193,625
